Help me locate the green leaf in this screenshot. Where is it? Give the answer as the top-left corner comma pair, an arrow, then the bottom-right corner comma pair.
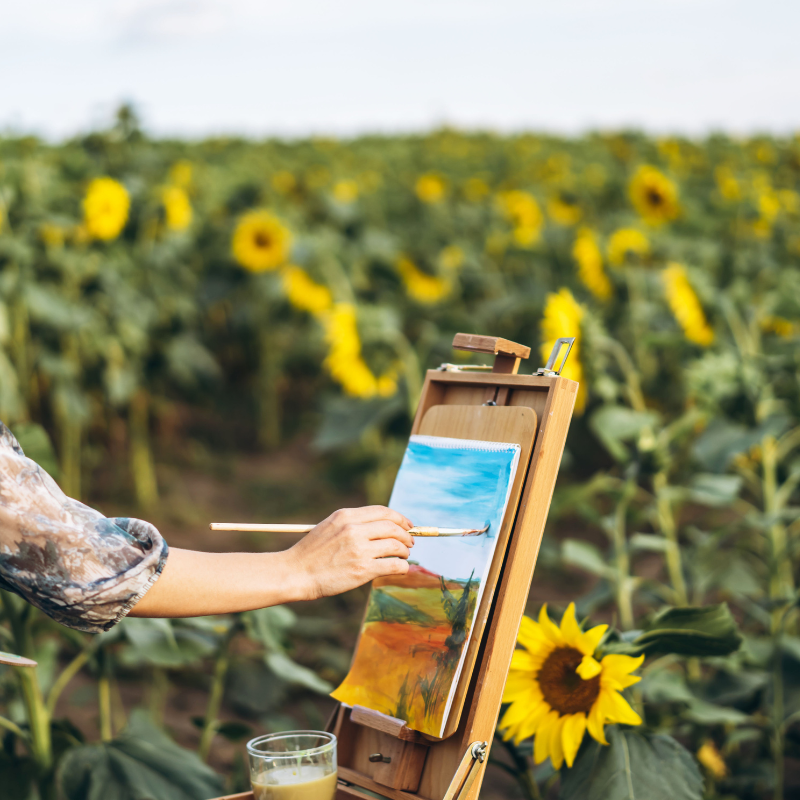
683,698 -> 750,726
629,534 -> 669,553
561,539 -> 613,578
266,651 -> 333,695
11,421 -> 60,478
117,618 -> 217,668
59,710 -> 224,800
314,394 -> 404,451
560,726 -> 703,800
634,604 -> 743,657
590,406 -> 660,462
687,473 -> 743,506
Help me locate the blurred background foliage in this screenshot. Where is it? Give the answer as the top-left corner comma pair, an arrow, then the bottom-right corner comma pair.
1,107 -> 800,799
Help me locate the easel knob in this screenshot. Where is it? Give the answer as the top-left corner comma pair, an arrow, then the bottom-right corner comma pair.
452,333 -> 530,375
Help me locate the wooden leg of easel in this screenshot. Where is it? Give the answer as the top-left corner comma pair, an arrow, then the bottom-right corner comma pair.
442,742 -> 487,800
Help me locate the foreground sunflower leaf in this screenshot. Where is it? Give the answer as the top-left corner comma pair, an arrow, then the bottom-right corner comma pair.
559,726 -> 703,800
58,710 -> 224,800
635,603 -> 743,657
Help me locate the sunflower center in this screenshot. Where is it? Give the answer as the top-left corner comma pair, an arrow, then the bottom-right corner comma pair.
254,232 -> 273,249
537,646 -> 600,715
646,188 -> 665,207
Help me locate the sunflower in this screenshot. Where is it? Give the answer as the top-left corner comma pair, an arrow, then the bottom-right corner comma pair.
697,740 -> 727,780
83,177 -> 130,241
629,165 -> 679,225
499,604 -> 643,769
499,190 -> 544,247
607,228 -> 650,267
438,245 -> 465,271
162,186 -> 192,231
272,171 -> 296,194
333,180 -> 359,204
322,304 -> 397,399
463,177 -> 490,202
714,165 -> 741,201
232,211 -> 291,272
662,263 -> 714,346
572,228 -> 611,301
396,257 -> 452,304
540,289 -> 586,413
415,173 -> 447,204
282,265 -> 333,317
168,160 -> 193,188
547,193 -> 582,226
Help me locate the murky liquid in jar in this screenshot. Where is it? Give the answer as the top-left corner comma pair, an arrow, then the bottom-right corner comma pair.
251,767 -> 338,800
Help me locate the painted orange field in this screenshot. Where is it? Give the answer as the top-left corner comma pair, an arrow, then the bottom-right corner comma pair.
332,581 -> 477,736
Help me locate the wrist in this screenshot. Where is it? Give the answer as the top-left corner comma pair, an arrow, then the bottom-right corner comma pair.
268,547 -> 316,604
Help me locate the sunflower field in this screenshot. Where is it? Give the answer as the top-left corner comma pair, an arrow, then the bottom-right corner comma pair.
1,108 -> 800,799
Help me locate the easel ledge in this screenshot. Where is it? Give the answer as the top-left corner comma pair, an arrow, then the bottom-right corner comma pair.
211,334 -> 578,800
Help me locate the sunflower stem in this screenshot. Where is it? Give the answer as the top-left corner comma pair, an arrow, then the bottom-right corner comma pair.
613,479 -> 637,631
653,471 -> 688,606
496,736 -> 542,800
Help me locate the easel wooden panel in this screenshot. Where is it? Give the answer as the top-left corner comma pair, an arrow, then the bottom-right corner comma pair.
332,360 -> 577,800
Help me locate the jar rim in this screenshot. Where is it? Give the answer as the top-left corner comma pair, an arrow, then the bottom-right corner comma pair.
246,731 -> 337,759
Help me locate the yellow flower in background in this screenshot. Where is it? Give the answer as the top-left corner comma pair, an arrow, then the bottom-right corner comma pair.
697,740 -> 727,780
83,177 -> 130,241
499,190 -> 544,247
753,189 -> 781,238
169,160 -> 192,188
540,289 -> 586,413
272,171 -> 296,194
607,228 -> 650,267
499,604 -> 643,769
415,173 -> 447,204
779,189 -> 800,215
761,315 -> 798,338
162,186 -> 192,231
629,165 -> 679,225
306,166 -> 331,189
40,223 -> 65,248
333,180 -> 359,204
662,263 -> 714,347
714,165 -> 741,201
547,193 -> 582,226
572,228 -> 611,301
322,304 -> 396,399
282,265 -> 333,316
397,256 -> 452,304
439,244 -> 465,271
232,210 -> 291,272
464,177 -> 490,202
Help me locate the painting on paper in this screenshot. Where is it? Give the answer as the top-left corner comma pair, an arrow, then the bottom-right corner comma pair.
331,435 -> 520,737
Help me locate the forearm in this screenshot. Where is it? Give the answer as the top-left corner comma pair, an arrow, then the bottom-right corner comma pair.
129,548 -> 309,618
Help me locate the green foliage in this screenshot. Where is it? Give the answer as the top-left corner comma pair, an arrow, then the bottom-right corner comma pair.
560,726 -> 703,800
59,711 -> 224,800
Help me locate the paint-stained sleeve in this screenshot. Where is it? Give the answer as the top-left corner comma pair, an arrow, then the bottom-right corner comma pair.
0,422 -> 168,634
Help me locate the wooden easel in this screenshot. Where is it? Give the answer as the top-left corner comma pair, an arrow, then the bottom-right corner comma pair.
215,333 -> 577,800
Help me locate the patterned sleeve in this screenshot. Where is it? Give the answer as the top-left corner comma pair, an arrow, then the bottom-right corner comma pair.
0,422 -> 168,633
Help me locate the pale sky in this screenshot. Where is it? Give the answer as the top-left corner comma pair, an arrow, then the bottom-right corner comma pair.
3,0 -> 799,139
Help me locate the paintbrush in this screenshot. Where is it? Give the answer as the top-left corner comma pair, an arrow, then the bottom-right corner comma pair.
209,522 -> 490,537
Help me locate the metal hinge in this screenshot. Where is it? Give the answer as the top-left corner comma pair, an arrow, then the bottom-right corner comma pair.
535,337 -> 575,376
442,741 -> 488,800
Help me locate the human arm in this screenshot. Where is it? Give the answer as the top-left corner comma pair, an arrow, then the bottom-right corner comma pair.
130,506 -> 414,618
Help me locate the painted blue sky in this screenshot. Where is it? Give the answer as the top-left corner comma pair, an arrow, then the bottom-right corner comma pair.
388,437 -> 519,581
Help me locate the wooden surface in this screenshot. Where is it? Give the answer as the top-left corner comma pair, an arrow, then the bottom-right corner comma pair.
351,705 -> 422,742
451,333 -> 530,359
417,404 -> 537,740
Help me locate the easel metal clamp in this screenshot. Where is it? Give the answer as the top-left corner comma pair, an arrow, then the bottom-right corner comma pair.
442,741 -> 488,800
535,337 -> 576,376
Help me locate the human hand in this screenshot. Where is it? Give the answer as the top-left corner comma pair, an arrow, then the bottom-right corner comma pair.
287,506 -> 414,600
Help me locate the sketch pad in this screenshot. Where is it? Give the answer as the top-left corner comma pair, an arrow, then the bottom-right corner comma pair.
331,435 -> 521,738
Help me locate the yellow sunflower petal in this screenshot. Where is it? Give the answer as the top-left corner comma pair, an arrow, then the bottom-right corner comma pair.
576,654 -> 602,680
503,670 -> 540,699
600,654 -> 645,690
517,616 -> 549,652
562,713 -> 587,768
499,690 -> 541,729
549,715 -> 567,770
576,623 -> 608,656
586,699 -> 608,745
559,603 -> 582,647
514,700 -> 552,745
509,649 -> 538,673
538,605 -> 564,644
533,710 -> 559,765
603,688 -> 643,726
